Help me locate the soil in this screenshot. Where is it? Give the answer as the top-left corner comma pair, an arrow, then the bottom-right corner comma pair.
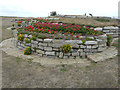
0,17 -> 119,88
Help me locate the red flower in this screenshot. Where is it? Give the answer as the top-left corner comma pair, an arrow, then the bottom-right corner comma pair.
76,35 -> 80,38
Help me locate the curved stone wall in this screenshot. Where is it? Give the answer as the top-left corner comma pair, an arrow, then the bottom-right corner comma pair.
15,33 -> 107,59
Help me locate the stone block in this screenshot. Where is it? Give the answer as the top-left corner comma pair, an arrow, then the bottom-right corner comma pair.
104,26 -> 119,30
80,45 -> 86,48
44,47 -> 52,51
71,44 -> 79,48
39,43 -> 47,47
45,51 -> 55,56
38,45 -> 44,50
52,40 -> 64,43
31,44 -> 38,48
80,52 -> 86,58
64,53 -> 71,56
21,43 -> 26,48
72,52 -> 79,56
36,38 -> 43,42
94,27 -> 103,31
38,53 -> 43,57
59,52 -> 64,58
91,49 -> 98,53
97,34 -> 107,39
96,39 -> 104,44
17,46 -> 25,50
24,34 -> 28,38
31,40 -> 38,44
52,43 -> 63,48
65,40 -> 79,43
87,45 -> 92,49
103,30 -> 110,33
52,48 -> 60,51
25,43 -> 31,46
17,42 -> 21,46
106,33 -> 114,35
44,39 -> 53,43
84,49 -> 90,52
91,45 -> 98,48
78,49 -> 83,52
28,35 -> 32,38
77,40 -> 82,45
36,50 -> 44,54
85,41 -> 97,45
98,47 -> 107,52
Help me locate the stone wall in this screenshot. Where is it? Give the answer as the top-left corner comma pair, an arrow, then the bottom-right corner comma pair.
94,26 -> 119,38
16,33 -> 107,59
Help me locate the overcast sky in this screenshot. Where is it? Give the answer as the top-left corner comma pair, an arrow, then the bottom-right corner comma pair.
0,0 -> 119,17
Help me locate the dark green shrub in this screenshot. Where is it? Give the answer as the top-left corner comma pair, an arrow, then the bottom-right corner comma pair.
18,23 -> 21,26
11,27 -> 15,30
12,24 -> 14,27
58,21 -> 62,23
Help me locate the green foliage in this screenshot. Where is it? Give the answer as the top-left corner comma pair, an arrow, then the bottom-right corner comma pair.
18,34 -> 24,41
23,47 -> 32,55
25,38 -> 31,43
31,33 -> 38,37
60,68 -> 67,71
33,47 -> 37,52
73,56 -> 76,59
18,23 -> 21,26
58,21 -> 63,23
11,27 -> 15,30
21,31 -> 29,34
81,39 -> 86,45
71,23 -> 75,25
106,34 -> 113,46
37,35 -> 46,39
85,37 -> 93,41
50,11 -> 57,16
85,25 -> 94,27
12,24 -> 14,26
30,36 -> 36,41
61,44 -> 72,53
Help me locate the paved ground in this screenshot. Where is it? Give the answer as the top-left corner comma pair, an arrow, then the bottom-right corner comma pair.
0,17 -> 119,88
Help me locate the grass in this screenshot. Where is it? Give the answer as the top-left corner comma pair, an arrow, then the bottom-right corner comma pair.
95,18 -> 110,22
53,17 -> 117,27
28,58 -> 33,64
59,57 -> 63,59
73,56 -> 76,59
60,68 -> 67,71
85,62 -> 97,70
36,63 -> 45,68
112,38 -> 120,49
16,57 -> 22,63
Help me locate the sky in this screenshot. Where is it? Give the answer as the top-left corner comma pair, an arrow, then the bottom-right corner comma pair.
0,0 -> 120,17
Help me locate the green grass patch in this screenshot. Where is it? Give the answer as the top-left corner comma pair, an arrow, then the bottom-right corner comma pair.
60,68 -> 67,71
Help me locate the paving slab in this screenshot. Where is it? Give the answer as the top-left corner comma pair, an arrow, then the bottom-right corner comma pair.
87,46 -> 118,62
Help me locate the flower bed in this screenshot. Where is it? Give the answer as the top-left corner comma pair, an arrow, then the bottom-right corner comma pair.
11,18 -> 115,58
